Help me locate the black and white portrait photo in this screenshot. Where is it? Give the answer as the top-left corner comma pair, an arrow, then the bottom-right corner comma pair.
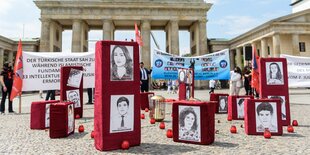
178,69 -> 186,83
266,62 -> 284,85
255,102 -> 278,133
178,105 -> 201,142
68,105 -> 74,134
110,45 -> 134,81
268,96 -> 286,120
67,68 -> 83,88
45,104 -> 50,128
236,98 -> 248,119
110,95 -> 134,133
66,89 -> 81,108
219,96 -> 228,113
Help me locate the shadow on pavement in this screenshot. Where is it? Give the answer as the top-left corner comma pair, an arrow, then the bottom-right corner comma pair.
212,141 -> 239,148
282,133 -> 305,138
112,142 -> 197,154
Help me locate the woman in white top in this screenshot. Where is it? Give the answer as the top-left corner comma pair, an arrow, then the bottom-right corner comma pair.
230,67 -> 242,96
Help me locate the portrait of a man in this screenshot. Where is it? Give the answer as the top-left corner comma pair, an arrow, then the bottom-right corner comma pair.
66,89 -> 81,108
178,105 -> 201,142
266,62 -> 284,85
110,95 -> 134,133
110,45 -> 134,81
67,68 -> 83,88
255,102 -> 278,132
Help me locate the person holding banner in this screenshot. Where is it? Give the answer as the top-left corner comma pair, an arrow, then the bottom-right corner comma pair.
0,62 -> 14,114
230,67 -> 242,96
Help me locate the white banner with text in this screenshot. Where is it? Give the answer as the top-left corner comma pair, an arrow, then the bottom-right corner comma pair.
281,54 -> 310,87
22,52 -> 95,91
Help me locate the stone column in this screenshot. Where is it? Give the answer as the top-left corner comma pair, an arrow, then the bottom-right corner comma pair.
199,19 -> 208,55
236,47 -> 242,68
0,48 -> 4,68
230,50 -> 235,70
72,19 -> 82,52
272,34 -> 281,57
39,18 -> 51,52
292,34 -> 300,56
141,20 -> 151,68
8,51 -> 14,63
170,20 -> 179,56
261,38 -> 268,58
103,19 -> 113,40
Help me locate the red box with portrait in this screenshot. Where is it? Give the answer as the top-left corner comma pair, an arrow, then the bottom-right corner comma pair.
94,41 -> 141,151
60,66 -> 84,119
49,101 -> 75,138
228,95 -> 253,120
259,58 -> 290,126
244,99 -> 283,136
178,68 -> 194,100
30,100 -> 59,130
140,92 -> 154,110
172,101 -> 215,145
209,93 -> 229,114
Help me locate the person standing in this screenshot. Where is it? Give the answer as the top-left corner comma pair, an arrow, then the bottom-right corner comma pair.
209,79 -> 216,94
230,67 -> 242,96
140,62 -> 152,92
243,66 -> 252,95
167,79 -> 172,94
0,62 -> 14,114
45,90 -> 55,101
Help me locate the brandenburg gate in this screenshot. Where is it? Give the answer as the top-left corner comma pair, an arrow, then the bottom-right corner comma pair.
34,0 -> 211,68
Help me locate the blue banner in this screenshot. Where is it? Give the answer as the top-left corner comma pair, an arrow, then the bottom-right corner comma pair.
152,49 -> 230,80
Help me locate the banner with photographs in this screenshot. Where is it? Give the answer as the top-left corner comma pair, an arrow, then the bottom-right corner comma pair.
152,49 -> 230,80
280,54 -> 310,87
22,52 -> 95,91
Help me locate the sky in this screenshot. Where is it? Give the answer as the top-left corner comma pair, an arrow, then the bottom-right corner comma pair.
0,0 -> 292,56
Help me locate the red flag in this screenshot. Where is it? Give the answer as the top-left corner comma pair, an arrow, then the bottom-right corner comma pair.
251,47 -> 260,92
135,23 -> 143,46
10,39 -> 23,101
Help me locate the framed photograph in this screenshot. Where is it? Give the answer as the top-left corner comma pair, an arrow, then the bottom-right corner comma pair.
66,89 -> 81,108
266,62 -> 284,85
110,95 -> 134,133
268,96 -> 286,120
236,98 -> 246,119
186,70 -> 193,85
255,102 -> 278,133
110,45 -> 134,81
218,96 -> 228,113
45,104 -> 50,128
67,68 -> 83,88
178,105 -> 201,142
178,69 -> 186,83
68,104 -> 74,134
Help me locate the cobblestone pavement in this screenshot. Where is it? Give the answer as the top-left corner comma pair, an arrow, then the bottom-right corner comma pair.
0,89 -> 309,154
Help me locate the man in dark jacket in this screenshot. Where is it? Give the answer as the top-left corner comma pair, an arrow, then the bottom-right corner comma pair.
140,62 -> 152,92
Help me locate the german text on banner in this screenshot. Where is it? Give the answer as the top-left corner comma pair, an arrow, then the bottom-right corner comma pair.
152,49 -> 230,80
22,52 -> 95,91
281,54 -> 310,87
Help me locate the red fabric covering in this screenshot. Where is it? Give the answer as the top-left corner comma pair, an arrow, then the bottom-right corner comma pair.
228,95 -> 253,120
244,99 -> 283,136
140,92 -> 154,110
209,93 -> 229,114
259,58 -> 290,126
172,101 -> 215,145
94,41 -> 141,151
60,66 -> 84,118
178,83 -> 186,100
49,101 -> 75,138
30,100 -> 59,129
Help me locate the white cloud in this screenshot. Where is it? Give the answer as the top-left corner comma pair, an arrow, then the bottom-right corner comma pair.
0,0 -> 16,15
206,0 -> 219,4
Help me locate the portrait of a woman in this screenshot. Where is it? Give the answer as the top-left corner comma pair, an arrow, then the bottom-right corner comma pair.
266,62 -> 284,85
110,45 -> 133,81
179,106 -> 201,142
